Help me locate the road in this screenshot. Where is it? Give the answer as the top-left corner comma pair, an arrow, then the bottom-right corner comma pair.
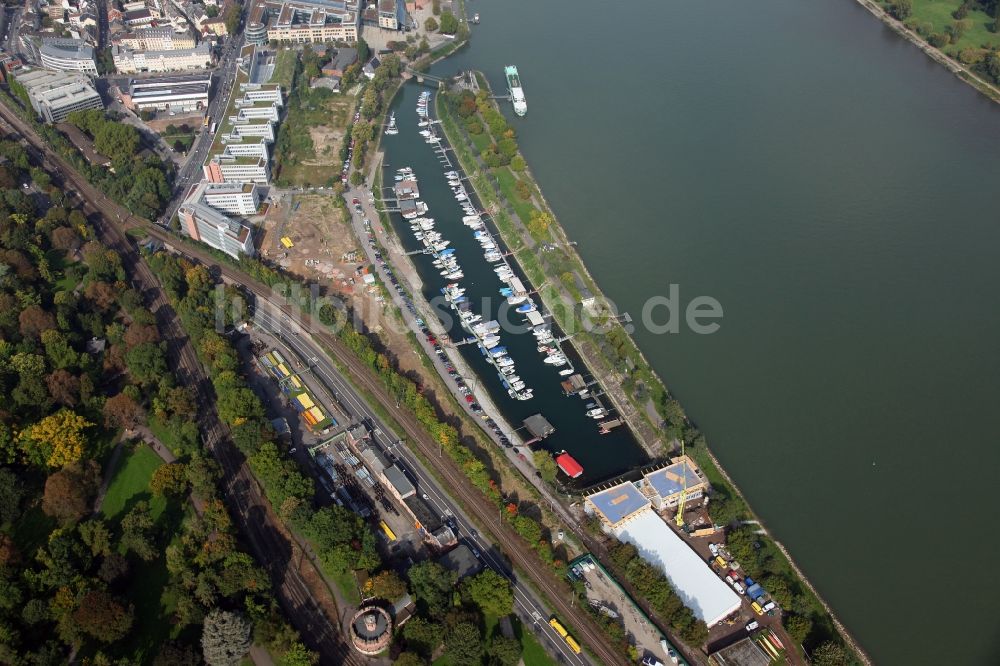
0,100 -> 364,666
162,34 -> 246,223
250,306 -> 596,666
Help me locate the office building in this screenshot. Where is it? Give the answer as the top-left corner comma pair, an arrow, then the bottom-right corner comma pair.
14,68 -> 103,123
120,74 -> 210,112
254,0 -> 360,44
38,38 -> 98,75
178,200 -> 255,258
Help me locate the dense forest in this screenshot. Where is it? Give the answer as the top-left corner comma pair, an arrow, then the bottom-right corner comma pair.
0,138 -> 316,665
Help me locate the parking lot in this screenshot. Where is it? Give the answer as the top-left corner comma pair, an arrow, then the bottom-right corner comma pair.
570,555 -> 683,665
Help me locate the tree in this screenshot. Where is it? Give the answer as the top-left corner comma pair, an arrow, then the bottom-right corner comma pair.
533,450 -> 558,484
51,226 -> 81,251
401,616 -> 442,657
125,342 -> 168,387
407,561 -> 455,618
19,409 -> 94,467
510,155 -> 526,171
103,392 -> 146,429
98,552 -> 130,585
784,612 -> 813,644
463,569 -> 513,616
394,653 -> 425,666
891,0 -> 912,20
120,500 -> 157,561
79,518 -> 113,556
366,570 -> 407,601
488,635 -> 522,666
277,643 -> 317,666
202,609 -> 253,666
811,640 -> 851,666
150,462 -> 188,497
72,589 -> 134,642
445,622 -> 482,665
439,10 -> 458,33
18,305 -> 56,338
0,467 -> 25,525
46,369 -> 80,407
153,641 -> 201,666
424,17 -> 438,32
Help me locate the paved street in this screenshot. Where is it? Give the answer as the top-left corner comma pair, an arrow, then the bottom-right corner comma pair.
162,35 -> 246,224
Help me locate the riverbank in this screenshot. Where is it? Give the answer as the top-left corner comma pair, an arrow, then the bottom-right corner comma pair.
435,75 -> 871,665
855,0 -> 1000,104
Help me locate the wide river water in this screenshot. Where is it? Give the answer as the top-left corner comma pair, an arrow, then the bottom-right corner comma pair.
412,0 -> 1000,662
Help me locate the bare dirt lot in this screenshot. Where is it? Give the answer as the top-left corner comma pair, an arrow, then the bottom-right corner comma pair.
259,193 -> 424,379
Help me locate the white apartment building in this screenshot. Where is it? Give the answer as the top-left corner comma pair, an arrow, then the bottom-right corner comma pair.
179,200 -> 255,258
112,43 -> 212,73
117,26 -> 196,51
186,181 -> 262,216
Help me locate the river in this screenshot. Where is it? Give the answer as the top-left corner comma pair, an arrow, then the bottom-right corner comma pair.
412,0 -> 1000,662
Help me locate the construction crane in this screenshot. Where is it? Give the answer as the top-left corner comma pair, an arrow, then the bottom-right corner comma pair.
674,439 -> 687,528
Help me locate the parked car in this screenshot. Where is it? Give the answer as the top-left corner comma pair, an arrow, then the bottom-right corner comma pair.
732,581 -> 745,595
762,601 -> 777,612
709,543 -> 720,556
641,657 -> 664,666
745,620 -> 759,632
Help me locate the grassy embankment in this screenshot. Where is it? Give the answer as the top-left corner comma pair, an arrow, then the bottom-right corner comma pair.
436,78 -> 868,663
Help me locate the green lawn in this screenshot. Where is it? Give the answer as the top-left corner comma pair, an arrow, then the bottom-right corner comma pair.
495,167 -> 539,228
271,49 -> 298,90
907,1 -> 1000,53
100,444 -> 166,522
329,567 -> 362,605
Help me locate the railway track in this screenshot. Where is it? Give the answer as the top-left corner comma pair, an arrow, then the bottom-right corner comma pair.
0,99 -> 629,666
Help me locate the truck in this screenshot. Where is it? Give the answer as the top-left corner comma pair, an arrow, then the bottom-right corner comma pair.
746,583 -> 765,601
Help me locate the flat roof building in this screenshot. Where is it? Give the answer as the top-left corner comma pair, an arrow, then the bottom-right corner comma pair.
613,509 -> 741,627
523,414 -> 555,440
116,26 -> 196,50
261,0 -> 360,44
178,200 -> 255,258
120,74 -> 210,112
184,180 -> 262,216
640,456 -> 709,509
585,482 -> 650,529
15,68 -> 103,123
38,38 -> 97,75
708,637 -> 772,666
112,43 -> 212,74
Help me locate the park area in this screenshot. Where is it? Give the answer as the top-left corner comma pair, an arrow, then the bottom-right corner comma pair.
889,0 -> 1000,57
